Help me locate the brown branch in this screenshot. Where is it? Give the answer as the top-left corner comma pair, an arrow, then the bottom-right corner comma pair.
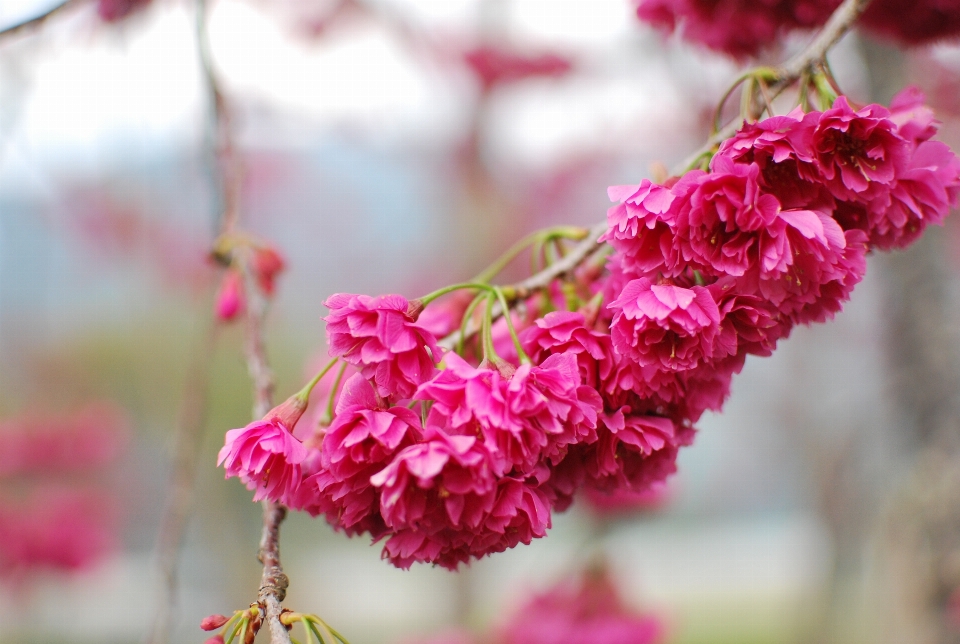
258,501 -> 292,643
440,0 -> 874,351
674,0 -> 875,173
196,0 -> 242,235
0,0 -> 74,41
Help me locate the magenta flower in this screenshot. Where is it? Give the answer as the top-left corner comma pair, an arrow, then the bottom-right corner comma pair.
418,352 -> 601,476
218,399 -> 309,504
602,179 -> 686,276
463,46 -> 572,92
675,158 -> 784,277
708,276 -> 783,358
812,97 -> 910,203
324,293 -> 441,400
520,310 -> 624,395
379,474 -> 553,569
293,374 -> 423,536
888,86 -> 939,146
866,141 -> 960,250
715,108 -> 830,210
214,270 -> 245,322
372,428 -> 498,534
609,277 -> 721,372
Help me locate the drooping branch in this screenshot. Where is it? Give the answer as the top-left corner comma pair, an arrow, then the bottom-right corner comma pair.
196,0 -> 242,235
440,0 -> 874,351
0,0 -> 74,41
258,501 -> 292,644
675,0 -> 874,171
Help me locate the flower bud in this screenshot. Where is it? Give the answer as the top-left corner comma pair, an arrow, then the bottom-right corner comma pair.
200,614 -> 230,631
215,270 -> 245,321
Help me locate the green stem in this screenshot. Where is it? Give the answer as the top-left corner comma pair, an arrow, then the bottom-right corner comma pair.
457,292 -> 490,356
294,357 -> 340,404
418,282 -> 494,307
472,227 -> 588,284
481,292 -> 498,364
494,287 -> 530,365
302,617 -> 319,644
321,362 -> 349,425
225,615 -> 246,644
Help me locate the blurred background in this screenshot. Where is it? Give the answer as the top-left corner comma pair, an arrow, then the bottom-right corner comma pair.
1,1 -> 960,643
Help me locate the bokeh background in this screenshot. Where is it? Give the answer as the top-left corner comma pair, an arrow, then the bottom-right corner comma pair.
2,1 -> 960,643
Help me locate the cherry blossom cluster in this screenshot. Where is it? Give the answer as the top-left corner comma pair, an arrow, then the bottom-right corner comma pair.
219,88 -> 959,569
637,0 -> 960,58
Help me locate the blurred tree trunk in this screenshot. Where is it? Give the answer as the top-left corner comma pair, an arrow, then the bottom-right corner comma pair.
861,36 -> 960,644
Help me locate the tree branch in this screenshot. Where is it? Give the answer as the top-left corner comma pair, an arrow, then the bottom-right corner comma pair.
440,0 -> 874,351
0,0 -> 74,41
675,0 -> 875,172
196,0 -> 242,235
258,501 -> 291,644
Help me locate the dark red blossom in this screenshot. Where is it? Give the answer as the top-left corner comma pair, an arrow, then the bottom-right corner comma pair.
811,97 -> 910,203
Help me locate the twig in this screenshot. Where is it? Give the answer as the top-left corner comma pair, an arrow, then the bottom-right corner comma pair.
196,0 -> 242,235
242,257 -> 288,644
258,501 -> 292,644
674,0 -> 875,173
440,0 -> 874,351
145,318 -> 218,644
198,0 -> 288,640
0,0 -> 74,41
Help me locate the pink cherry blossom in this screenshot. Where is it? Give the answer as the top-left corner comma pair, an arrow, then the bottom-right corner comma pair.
418,352 -> 600,476
463,46 -> 572,92
293,375 -> 423,537
608,277 -> 721,372
218,403 -> 309,505
867,141 -> 960,250
812,97 -> 910,203
602,179 -> 687,276
325,293 -> 441,399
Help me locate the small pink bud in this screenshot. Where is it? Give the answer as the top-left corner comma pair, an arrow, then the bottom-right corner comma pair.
406,299 -> 424,320
252,246 -> 285,296
215,270 -> 245,321
200,614 -> 230,631
203,636 -> 225,644
265,395 -> 308,431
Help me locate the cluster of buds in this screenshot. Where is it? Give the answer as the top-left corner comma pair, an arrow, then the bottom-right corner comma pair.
200,607 -> 349,644
211,234 -> 286,322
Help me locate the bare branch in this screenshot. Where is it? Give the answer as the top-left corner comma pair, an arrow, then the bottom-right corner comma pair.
0,0 -> 74,41
441,0 -> 874,351
258,501 -> 292,644
196,0 -> 242,235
